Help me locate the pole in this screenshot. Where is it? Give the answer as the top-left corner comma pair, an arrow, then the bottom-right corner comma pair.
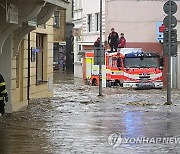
165,0 -> 172,105
27,33 -> 30,104
98,0 -> 103,96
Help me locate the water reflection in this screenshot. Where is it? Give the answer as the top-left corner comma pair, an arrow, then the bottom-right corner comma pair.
122,110 -> 180,138
123,110 -> 145,137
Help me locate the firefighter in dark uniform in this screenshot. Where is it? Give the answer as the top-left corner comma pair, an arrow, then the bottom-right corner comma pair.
94,37 -> 101,47
0,74 -> 8,116
108,28 -> 119,52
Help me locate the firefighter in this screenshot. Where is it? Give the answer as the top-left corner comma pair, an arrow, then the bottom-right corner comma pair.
0,74 -> 8,116
118,33 -> 126,48
117,53 -> 121,70
108,28 -> 119,52
94,37 -> 100,47
94,37 -> 105,52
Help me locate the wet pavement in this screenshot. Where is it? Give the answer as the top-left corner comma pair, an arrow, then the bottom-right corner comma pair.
1,71 -> 180,153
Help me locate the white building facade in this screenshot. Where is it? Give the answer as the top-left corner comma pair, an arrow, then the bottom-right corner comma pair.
73,0 -> 105,78
73,0 -> 83,78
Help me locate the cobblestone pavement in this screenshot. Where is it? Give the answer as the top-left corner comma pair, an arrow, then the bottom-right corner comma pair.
0,71 -> 180,154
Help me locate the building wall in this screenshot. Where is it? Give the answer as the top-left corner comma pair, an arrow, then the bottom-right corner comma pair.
10,17 -> 55,112
73,0 -> 106,78
73,0 -> 83,77
52,8 -> 67,71
54,9 -> 66,42
30,18 -> 54,99
175,22 -> 180,88
82,0 -> 105,43
66,23 -> 74,70
66,0 -> 74,70
0,0 -> 69,113
105,1 -> 180,43
66,0 -> 73,23
0,36 -> 13,113
11,40 -> 28,112
74,62 -> 83,78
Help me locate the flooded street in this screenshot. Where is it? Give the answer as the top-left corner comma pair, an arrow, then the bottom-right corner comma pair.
1,71 -> 180,154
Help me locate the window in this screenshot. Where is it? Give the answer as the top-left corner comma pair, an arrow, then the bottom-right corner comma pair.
108,57 -> 112,66
36,34 -> 44,82
87,14 -> 92,32
112,57 -> 117,67
53,11 -> 60,27
95,13 -> 100,32
53,43 -> 59,68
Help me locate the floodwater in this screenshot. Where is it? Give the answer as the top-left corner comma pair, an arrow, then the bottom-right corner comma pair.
1,71 -> 180,154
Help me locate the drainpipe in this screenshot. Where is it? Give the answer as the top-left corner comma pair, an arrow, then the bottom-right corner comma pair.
27,33 -> 30,104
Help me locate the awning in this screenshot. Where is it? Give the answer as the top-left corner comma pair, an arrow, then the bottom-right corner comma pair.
44,0 -> 69,9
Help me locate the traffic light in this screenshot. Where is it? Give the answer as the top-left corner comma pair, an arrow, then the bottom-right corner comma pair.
163,0 -> 178,56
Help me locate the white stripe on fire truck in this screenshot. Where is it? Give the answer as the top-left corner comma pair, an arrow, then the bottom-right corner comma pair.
149,72 -> 162,79
123,72 -> 162,80
123,72 -> 139,79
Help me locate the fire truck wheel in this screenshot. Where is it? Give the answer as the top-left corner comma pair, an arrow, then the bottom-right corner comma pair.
119,81 -> 123,87
92,79 -> 97,86
115,80 -> 120,86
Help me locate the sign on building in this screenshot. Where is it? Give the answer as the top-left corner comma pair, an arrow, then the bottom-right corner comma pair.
28,18 -> 37,27
6,4 -> 18,24
156,21 -> 164,43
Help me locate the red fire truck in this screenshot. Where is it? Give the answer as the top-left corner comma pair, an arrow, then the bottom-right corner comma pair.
84,48 -> 164,89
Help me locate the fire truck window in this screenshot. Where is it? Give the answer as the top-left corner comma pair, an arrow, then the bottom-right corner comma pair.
117,58 -> 121,67
112,57 -> 117,67
142,57 -> 160,67
124,57 -> 160,68
108,57 -> 112,66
